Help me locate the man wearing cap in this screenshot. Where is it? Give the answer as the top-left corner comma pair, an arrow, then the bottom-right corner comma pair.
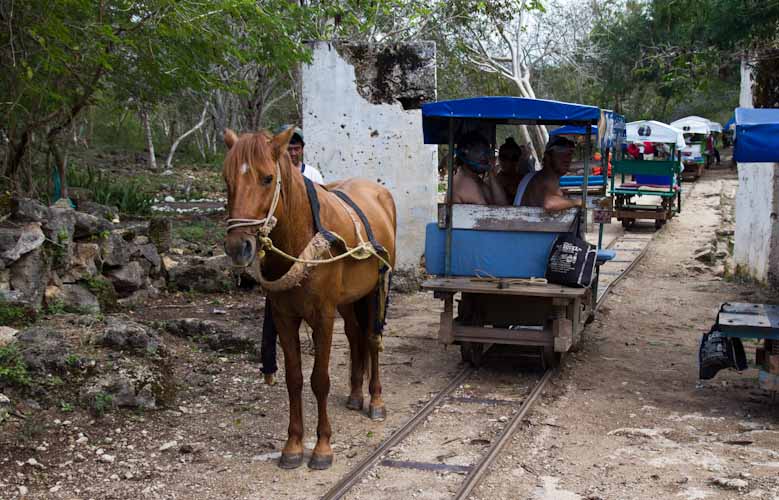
261,125 -> 324,385
281,125 -> 324,184
514,136 -> 586,211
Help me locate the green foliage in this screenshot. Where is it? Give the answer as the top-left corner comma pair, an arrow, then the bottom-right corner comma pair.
60,401 -> 74,413
65,354 -> 80,368
0,344 -> 31,388
67,166 -> 154,215
0,301 -> 34,327
92,392 -> 113,418
174,219 -> 226,247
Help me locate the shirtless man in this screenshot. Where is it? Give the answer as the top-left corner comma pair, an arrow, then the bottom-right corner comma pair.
515,136 -> 585,212
451,131 -> 508,205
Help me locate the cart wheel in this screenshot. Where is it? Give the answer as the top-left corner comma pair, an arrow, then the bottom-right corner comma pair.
621,219 -> 630,229
542,347 -> 560,370
461,342 -> 484,367
654,219 -> 665,230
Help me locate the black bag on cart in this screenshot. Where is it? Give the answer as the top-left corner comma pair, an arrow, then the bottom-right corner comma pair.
545,233 -> 597,288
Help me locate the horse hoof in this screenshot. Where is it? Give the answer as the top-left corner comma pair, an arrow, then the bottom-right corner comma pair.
368,405 -> 387,421
346,396 -> 363,411
263,374 -> 276,386
308,453 -> 333,470
278,452 -> 304,469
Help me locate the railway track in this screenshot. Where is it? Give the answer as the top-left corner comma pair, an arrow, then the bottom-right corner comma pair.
321,228 -> 658,500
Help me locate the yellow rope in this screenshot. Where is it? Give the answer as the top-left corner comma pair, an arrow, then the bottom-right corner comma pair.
258,234 -> 393,271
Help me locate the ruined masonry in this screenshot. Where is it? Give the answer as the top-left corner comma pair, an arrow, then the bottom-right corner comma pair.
302,41 -> 438,276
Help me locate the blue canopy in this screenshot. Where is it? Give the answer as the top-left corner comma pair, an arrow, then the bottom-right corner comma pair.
422,97 -> 600,144
734,108 -> 779,163
724,116 -> 735,132
550,125 -> 598,137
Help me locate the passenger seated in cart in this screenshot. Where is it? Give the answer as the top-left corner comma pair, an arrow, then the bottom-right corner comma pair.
451,131 -> 509,205
495,137 -> 533,202
513,135 -> 585,212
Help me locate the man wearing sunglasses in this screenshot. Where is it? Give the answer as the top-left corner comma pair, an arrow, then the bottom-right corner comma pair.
451,131 -> 508,205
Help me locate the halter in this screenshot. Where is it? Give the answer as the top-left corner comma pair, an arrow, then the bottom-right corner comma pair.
226,161 -> 282,237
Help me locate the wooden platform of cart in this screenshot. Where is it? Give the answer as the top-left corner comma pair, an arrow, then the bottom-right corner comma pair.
422,277 -> 591,358
717,302 -> 779,392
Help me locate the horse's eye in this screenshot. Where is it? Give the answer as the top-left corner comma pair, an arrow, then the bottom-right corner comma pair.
261,175 -> 273,186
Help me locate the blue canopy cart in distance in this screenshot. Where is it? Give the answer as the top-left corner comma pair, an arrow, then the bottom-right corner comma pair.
734,108 -> 779,163
421,96 -> 615,368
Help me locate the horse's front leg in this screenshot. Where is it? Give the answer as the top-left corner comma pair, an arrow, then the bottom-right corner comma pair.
308,307 -> 336,469
274,313 -> 304,469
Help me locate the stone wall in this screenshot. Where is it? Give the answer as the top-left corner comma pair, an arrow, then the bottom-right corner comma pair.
301,41 -> 438,273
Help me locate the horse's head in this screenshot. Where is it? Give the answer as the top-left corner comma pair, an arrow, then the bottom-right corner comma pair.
222,126 -> 296,267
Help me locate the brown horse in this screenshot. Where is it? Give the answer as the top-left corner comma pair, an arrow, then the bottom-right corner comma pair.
222,127 -> 397,470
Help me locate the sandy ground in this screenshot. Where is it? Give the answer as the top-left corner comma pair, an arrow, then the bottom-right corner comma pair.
473,166 -> 779,500
4,163 -> 777,500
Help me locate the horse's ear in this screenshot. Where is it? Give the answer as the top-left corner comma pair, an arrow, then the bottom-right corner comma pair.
224,129 -> 238,150
271,126 -> 296,159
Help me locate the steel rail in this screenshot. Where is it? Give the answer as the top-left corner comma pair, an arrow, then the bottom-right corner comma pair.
322,221 -> 662,500
453,368 -> 555,499
321,366 -> 473,500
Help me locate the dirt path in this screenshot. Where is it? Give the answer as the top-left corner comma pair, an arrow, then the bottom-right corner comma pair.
473,166 -> 779,500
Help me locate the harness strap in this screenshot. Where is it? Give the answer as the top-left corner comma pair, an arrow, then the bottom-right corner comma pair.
304,176 -> 338,243
332,190 -> 387,255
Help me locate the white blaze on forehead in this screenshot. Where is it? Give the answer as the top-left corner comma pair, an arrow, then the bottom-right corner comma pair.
240,162 -> 249,175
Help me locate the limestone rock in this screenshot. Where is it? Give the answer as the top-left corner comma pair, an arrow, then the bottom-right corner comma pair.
98,317 -> 163,356
162,318 -> 258,354
15,327 -> 70,373
11,198 -> 48,223
76,201 -> 119,222
9,247 -> 50,309
62,243 -> 101,282
44,207 -> 76,246
165,255 -> 232,293
80,361 -> 174,412
100,233 -> 130,268
1,223 -> 45,264
74,211 -> 112,239
59,284 -> 101,314
106,261 -> 146,295
0,326 -> 18,347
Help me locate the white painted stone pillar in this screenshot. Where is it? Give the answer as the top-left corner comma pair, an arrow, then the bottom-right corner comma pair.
734,163 -> 779,285
734,54 -> 779,288
301,41 -> 437,274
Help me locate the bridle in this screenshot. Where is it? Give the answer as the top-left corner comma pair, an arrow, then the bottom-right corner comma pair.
226,160 -> 282,238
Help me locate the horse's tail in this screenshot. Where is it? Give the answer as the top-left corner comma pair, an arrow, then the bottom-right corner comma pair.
354,293 -> 375,380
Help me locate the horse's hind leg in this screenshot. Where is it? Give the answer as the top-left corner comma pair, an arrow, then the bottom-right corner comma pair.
356,293 -> 385,421
308,308 -> 336,470
274,314 -> 305,469
338,303 -> 366,412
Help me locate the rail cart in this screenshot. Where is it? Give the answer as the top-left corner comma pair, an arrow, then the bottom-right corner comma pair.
421,97 -> 619,368
670,116 -> 713,180
612,120 -> 684,230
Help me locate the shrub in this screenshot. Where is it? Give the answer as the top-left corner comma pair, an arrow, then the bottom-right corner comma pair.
0,344 -> 31,388
67,166 -> 154,215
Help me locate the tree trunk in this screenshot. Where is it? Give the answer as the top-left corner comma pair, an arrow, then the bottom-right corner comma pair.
140,106 -> 157,170
49,137 -> 68,201
165,102 -> 209,169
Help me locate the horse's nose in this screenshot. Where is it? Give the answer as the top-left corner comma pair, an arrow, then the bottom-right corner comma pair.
241,239 -> 254,261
